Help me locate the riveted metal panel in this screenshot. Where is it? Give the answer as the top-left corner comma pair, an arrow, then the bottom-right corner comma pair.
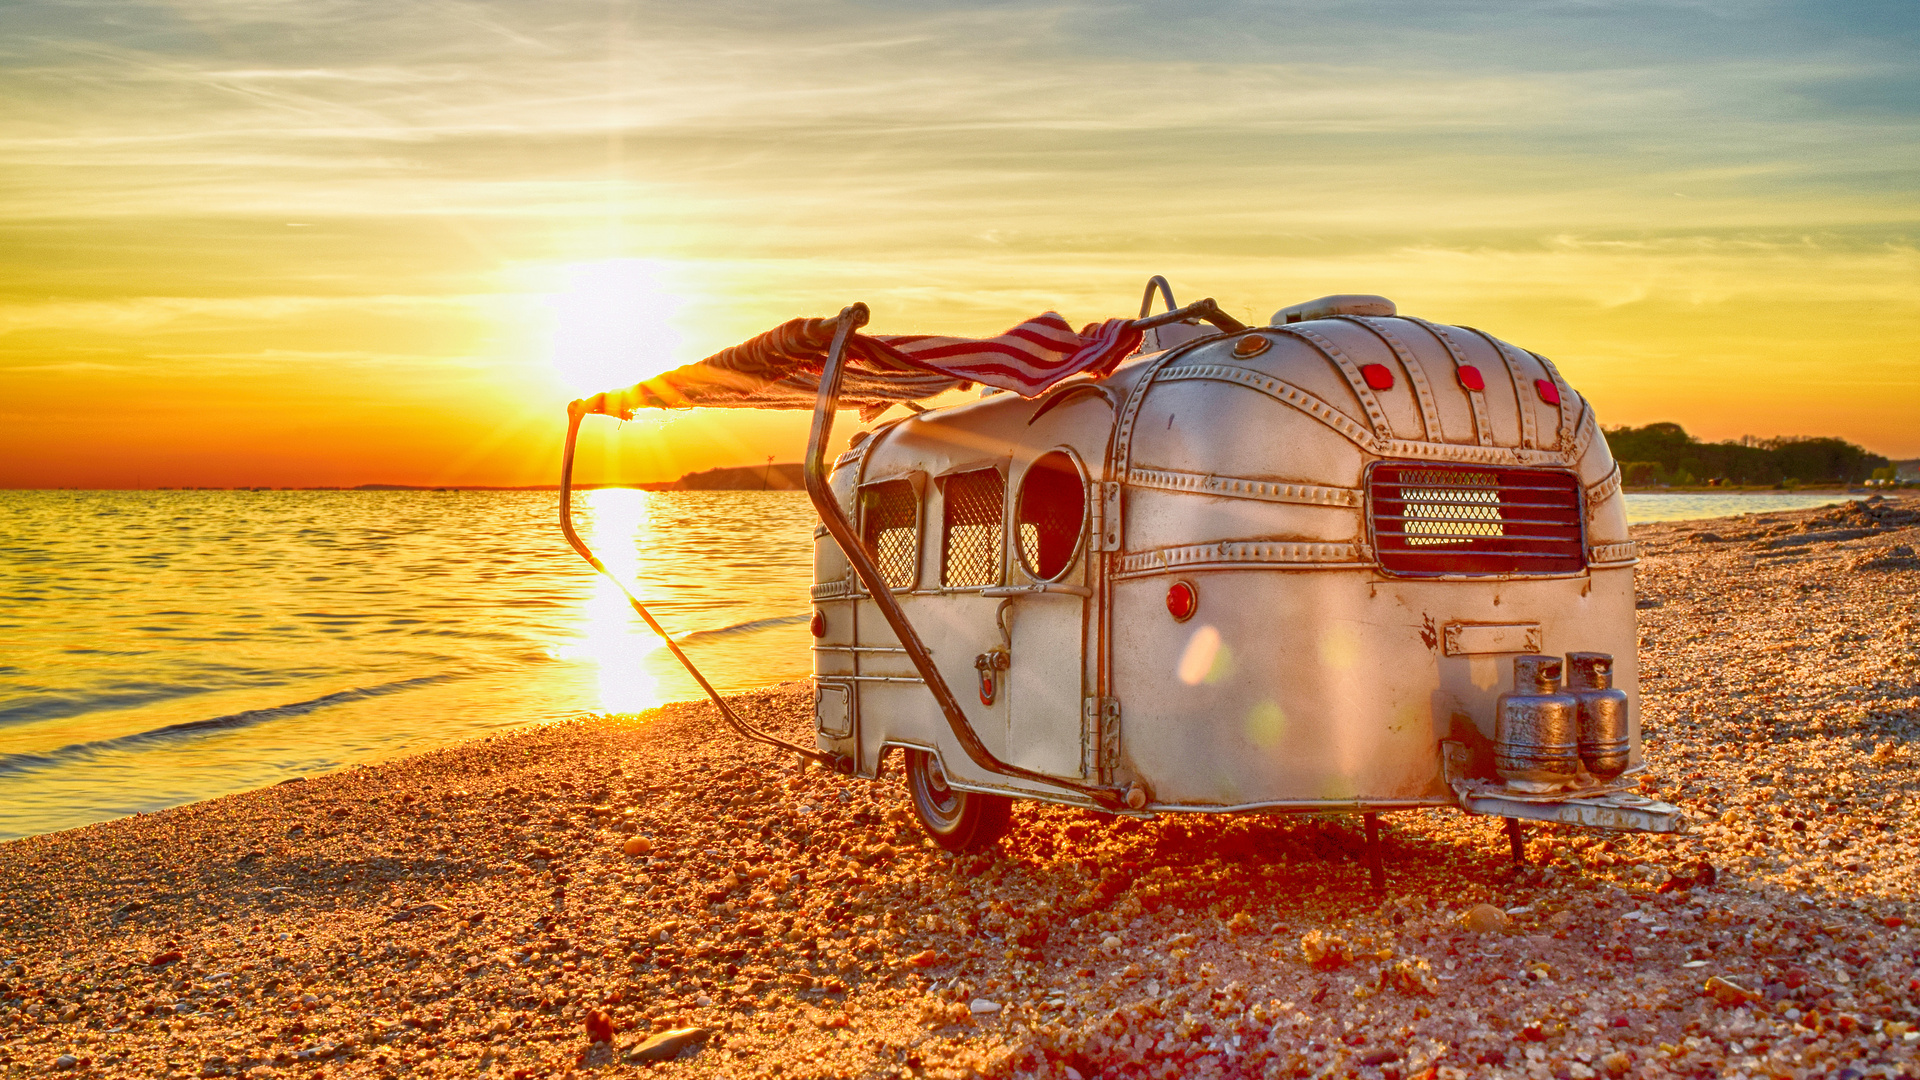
1339,316 -> 1443,443
815,681 -> 853,738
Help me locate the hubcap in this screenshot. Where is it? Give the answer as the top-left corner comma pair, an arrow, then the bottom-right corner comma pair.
917,753 -> 961,821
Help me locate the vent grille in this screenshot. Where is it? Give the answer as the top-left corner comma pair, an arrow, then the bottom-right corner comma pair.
859,479 -> 918,589
942,469 -> 1004,588
1370,464 -> 1584,576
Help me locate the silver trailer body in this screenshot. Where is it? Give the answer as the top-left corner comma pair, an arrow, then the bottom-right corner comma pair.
809,311 -> 1662,826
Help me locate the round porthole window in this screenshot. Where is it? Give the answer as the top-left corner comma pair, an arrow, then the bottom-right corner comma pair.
1015,451 -> 1086,581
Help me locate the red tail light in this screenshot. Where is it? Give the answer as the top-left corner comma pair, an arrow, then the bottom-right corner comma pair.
1166,580 -> 1198,621
1369,465 -> 1584,576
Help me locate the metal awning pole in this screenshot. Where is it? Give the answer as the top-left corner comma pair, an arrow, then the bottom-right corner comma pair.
802,304 -> 1124,810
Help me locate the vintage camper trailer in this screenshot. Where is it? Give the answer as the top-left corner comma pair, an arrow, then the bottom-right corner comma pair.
561,281 -> 1684,873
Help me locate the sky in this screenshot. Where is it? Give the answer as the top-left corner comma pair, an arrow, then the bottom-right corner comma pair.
2,0 -> 1916,488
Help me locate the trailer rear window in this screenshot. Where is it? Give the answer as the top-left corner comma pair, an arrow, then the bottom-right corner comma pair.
1369,465 -> 1584,576
942,469 -> 1005,588
859,479 -> 919,590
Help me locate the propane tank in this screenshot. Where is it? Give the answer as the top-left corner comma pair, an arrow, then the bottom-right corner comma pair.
1566,652 -> 1630,781
1494,654 -> 1579,787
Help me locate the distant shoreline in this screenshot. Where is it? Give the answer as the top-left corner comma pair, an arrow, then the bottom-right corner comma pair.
10,463 -> 813,493
1622,484 -> 1864,495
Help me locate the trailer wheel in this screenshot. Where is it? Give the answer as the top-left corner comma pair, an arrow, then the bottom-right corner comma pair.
905,749 -> 1010,852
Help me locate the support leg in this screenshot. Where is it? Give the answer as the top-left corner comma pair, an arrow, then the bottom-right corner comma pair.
1364,812 -> 1385,894
1505,816 -> 1526,865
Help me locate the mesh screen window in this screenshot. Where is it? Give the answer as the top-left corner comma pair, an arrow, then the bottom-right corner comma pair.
1370,464 -> 1584,576
942,469 -> 1005,588
1016,451 -> 1086,581
859,479 -> 919,589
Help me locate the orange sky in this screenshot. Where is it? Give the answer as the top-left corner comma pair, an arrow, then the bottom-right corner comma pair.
3,1 -> 1916,487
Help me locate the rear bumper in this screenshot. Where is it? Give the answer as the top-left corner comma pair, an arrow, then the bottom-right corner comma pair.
1443,740 -> 1689,833
1456,786 -> 1688,832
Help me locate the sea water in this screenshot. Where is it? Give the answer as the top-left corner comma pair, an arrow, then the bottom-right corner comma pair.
1621,491 -> 1861,523
0,487 -> 1863,839
0,489 -> 815,839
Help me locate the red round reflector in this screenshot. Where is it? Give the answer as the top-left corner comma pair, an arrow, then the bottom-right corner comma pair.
809,610 -> 826,638
1166,580 -> 1197,622
1457,365 -> 1485,392
1360,363 -> 1395,391
1534,378 -> 1561,405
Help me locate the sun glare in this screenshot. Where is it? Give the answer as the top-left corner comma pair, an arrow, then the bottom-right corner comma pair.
541,259 -> 689,397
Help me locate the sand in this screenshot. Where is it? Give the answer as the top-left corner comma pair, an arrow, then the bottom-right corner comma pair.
3,493 -> 1917,1080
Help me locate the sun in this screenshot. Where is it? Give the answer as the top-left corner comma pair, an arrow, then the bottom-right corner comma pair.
540,259 -> 689,397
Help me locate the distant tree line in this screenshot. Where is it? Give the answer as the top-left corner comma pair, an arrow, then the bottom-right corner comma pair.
1604,423 -> 1890,486
665,463 -> 805,491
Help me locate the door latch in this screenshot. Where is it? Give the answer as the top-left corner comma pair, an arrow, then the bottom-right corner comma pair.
973,647 -> 1010,705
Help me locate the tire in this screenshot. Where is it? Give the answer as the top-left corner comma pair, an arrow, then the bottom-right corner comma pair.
905,749 -> 1011,852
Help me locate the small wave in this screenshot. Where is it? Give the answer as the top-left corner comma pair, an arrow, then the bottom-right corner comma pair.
0,682 -> 228,728
0,674 -> 457,777
674,613 -> 810,644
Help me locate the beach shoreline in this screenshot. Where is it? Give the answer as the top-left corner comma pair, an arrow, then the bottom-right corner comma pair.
3,494 -> 1917,1079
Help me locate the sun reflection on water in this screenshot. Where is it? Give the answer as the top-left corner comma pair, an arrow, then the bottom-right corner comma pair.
547,485 -> 819,715
559,487 -> 667,714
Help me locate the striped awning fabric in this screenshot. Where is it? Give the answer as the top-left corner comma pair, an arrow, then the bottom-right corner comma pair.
576,312 -> 1143,416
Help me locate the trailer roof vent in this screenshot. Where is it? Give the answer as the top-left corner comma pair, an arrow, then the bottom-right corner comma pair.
1270,294 -> 1396,325
1369,464 -> 1584,577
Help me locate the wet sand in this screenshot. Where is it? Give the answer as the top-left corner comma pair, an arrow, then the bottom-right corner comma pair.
3,494 -> 1917,1080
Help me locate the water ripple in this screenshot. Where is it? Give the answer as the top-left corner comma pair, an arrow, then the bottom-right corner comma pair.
0,675 -> 458,776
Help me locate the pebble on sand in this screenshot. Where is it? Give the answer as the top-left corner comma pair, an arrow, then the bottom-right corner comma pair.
1300,929 -> 1352,969
1461,903 -> 1510,934
625,1026 -> 709,1063
1703,975 -> 1761,1006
